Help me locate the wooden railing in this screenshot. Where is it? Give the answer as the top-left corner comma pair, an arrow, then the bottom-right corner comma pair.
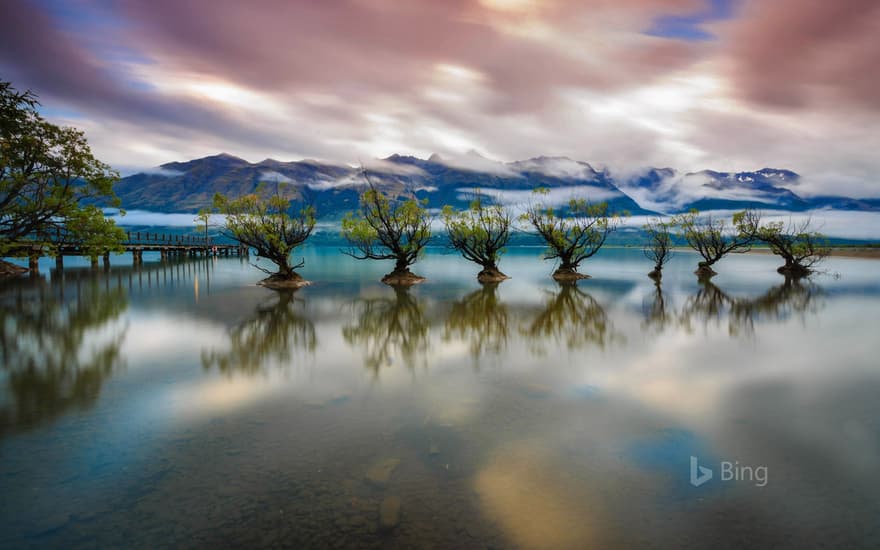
124,232 -> 211,246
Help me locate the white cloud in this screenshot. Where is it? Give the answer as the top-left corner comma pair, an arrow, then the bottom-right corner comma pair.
456,185 -> 621,208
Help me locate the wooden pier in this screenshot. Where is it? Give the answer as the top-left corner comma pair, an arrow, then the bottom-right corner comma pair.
9,231 -> 248,273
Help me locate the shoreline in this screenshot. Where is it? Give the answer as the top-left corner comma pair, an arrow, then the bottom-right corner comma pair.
743,247 -> 880,260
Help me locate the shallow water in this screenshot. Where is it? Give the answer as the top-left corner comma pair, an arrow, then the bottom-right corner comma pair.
2,247 -> 879,549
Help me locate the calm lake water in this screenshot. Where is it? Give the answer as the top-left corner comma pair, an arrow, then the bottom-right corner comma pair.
2,247 -> 879,549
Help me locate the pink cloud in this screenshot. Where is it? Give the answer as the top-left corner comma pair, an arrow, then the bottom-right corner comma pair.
722,0 -> 880,110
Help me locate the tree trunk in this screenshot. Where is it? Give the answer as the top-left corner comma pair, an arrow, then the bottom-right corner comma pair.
381,256 -> 425,286
257,259 -> 310,289
552,263 -> 590,282
695,261 -> 717,280
777,261 -> 810,278
477,262 -> 509,283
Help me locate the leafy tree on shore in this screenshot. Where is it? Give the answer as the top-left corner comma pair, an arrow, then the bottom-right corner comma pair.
1,80 -> 123,266
213,183 -> 315,288
342,171 -> 431,285
736,211 -> 830,277
643,216 -> 674,280
523,188 -> 623,281
672,209 -> 754,279
57,206 -> 126,264
442,193 -> 512,282
194,208 -> 212,244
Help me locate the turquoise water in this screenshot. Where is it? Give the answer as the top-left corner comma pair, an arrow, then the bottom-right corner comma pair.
2,247 -> 879,548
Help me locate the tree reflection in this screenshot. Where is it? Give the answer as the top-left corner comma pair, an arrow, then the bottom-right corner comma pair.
520,282 -> 620,354
679,277 -> 823,336
343,285 -> 429,376
443,282 -> 509,362
0,276 -> 128,438
641,280 -> 672,333
202,290 -> 316,375
730,277 -> 823,334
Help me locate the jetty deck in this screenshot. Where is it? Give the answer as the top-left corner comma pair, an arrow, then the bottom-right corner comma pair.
8,231 -> 248,273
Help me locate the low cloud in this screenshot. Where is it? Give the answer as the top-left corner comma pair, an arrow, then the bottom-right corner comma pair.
457,185 -> 622,208
136,167 -> 185,177
511,157 -> 600,181
434,152 -> 519,177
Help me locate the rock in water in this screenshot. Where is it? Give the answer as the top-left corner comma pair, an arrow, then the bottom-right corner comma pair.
365,458 -> 400,486
380,270 -> 425,286
379,496 -> 401,531
256,272 -> 311,289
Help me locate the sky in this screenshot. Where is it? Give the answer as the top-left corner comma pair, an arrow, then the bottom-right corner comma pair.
1,0 -> 879,197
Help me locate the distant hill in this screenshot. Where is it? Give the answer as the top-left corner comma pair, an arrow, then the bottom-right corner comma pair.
114,153 -> 880,216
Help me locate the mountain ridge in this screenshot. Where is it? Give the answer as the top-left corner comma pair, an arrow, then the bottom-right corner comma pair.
114,153 -> 880,216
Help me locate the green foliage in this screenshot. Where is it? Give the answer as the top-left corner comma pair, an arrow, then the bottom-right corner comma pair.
214,182 -> 316,277
58,205 -> 127,260
194,207 -> 212,242
441,192 -> 511,271
341,172 -> 431,273
1,80 -> 123,256
735,210 -> 830,274
672,209 -> 754,269
643,216 -> 674,274
523,188 -> 624,273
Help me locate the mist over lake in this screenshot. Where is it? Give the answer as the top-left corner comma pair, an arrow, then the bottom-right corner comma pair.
108,208 -> 880,242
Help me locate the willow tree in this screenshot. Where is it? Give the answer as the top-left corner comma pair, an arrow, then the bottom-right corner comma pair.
523,189 -> 623,281
213,183 -> 316,288
673,210 -> 754,279
1,80 -> 122,273
442,193 -> 512,282
342,172 -> 431,285
643,217 -> 674,280
737,211 -> 830,277
56,206 -> 126,266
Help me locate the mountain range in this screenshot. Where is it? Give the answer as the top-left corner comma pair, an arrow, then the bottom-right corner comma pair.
114,153 -> 880,216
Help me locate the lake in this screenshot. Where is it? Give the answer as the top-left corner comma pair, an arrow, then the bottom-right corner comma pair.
2,247 -> 879,549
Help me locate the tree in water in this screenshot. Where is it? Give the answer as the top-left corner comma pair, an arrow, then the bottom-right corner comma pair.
213,183 -> 316,288
672,210 -> 754,280
442,194 -> 513,282
342,171 -> 431,285
1,81 -> 123,274
523,189 -> 623,281
643,217 -> 674,280
443,282 -> 509,363
736,211 -> 830,277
